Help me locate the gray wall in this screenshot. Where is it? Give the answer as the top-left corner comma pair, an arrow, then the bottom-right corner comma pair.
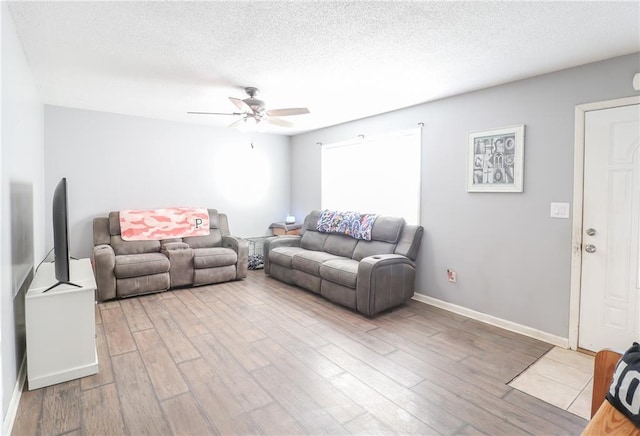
291,53 -> 640,338
44,106 -> 292,260
1,2 -> 45,423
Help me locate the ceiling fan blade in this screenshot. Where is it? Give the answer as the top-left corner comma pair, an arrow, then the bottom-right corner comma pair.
230,97 -> 251,112
187,111 -> 243,116
266,108 -> 310,117
266,117 -> 294,128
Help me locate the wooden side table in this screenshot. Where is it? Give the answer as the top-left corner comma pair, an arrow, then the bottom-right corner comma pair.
269,222 -> 302,236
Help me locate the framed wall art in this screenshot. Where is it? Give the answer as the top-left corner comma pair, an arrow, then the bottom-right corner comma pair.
467,124 -> 525,192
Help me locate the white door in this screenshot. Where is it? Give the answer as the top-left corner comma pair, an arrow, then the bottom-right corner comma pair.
579,103 -> 640,352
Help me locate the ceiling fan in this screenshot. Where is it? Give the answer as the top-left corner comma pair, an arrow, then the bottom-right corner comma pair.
188,87 -> 310,128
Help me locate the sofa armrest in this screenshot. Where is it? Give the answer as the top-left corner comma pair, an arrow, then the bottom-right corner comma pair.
263,235 -> 301,274
93,244 -> 116,301
222,235 -> 249,279
356,254 -> 416,316
161,242 -> 194,288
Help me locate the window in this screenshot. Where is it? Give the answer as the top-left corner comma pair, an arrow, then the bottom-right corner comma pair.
321,128 -> 421,224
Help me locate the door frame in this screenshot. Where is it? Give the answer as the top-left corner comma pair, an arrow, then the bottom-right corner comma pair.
569,95 -> 640,350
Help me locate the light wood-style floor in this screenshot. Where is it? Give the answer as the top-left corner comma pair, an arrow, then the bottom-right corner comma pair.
12,271 -> 587,435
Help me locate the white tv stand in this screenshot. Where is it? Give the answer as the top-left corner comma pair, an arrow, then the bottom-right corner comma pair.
25,258 -> 98,390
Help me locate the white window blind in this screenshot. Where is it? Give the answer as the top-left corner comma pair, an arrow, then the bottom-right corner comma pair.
321,128 -> 421,224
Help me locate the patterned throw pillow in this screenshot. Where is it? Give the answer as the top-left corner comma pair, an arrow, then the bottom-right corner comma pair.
606,342 -> 640,428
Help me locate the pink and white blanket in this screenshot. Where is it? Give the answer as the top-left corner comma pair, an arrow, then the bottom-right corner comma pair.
120,207 -> 210,241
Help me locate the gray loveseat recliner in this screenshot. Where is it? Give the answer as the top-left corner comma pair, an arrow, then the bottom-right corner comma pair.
92,209 -> 247,301
264,210 -> 423,316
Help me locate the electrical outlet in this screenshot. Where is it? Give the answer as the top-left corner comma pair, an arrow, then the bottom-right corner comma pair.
447,269 -> 457,283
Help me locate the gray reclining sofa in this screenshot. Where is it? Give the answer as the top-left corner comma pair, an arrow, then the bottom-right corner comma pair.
92,209 -> 247,301
264,210 -> 423,316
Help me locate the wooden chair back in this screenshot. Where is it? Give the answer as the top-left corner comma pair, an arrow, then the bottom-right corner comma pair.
591,349 -> 623,418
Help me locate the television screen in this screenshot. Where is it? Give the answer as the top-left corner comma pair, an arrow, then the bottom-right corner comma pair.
52,177 -> 70,282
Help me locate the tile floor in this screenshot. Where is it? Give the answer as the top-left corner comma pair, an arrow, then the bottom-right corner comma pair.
509,347 -> 594,419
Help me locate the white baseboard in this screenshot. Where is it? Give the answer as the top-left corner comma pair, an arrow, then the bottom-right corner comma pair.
27,359 -> 98,391
2,354 -> 26,436
412,293 -> 569,348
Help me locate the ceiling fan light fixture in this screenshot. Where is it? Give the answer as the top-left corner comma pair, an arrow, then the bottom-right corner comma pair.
189,86 -> 310,129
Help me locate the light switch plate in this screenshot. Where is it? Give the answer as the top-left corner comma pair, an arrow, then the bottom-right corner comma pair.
550,202 -> 570,219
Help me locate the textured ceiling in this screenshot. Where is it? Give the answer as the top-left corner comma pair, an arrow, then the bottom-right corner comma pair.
7,1 -> 640,135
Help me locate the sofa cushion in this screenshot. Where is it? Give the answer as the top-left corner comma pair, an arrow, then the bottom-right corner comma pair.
93,217 -> 110,245
116,273 -> 170,297
161,238 -> 184,246
352,240 -> 396,261
291,250 -> 342,275
291,269 -> 321,293
300,230 -> 328,251
269,246 -> 306,269
394,224 -> 424,261
193,247 -> 237,269
324,234 -> 358,258
302,210 -> 323,232
371,216 -> 405,243
184,229 -> 223,249
182,210 -> 221,248
111,235 -> 161,256
320,258 -> 359,288
114,253 -> 170,279
269,262 -> 295,284
321,280 -> 356,309
193,265 -> 236,285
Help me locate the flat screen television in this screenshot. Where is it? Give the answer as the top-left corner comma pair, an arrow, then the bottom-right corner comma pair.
44,177 -> 80,292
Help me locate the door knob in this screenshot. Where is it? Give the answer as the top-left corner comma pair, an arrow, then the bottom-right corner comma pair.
585,244 -> 596,253
586,228 -> 596,236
